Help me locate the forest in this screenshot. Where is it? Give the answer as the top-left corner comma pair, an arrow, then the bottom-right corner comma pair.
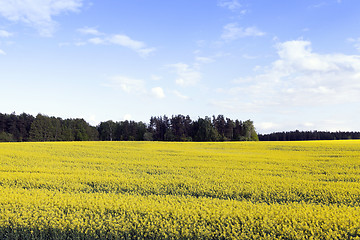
0,112 -> 258,142
258,130 -> 360,141
2,112 -> 359,142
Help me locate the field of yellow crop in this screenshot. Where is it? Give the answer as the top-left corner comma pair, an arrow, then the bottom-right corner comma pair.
0,140 -> 360,239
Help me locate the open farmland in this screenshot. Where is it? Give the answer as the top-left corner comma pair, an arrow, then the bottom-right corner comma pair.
0,141 -> 360,239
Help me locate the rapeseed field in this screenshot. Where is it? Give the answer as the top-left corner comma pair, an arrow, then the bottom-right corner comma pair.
0,141 -> 360,239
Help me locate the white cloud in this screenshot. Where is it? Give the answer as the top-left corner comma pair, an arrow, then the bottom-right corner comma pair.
195,56 -> 214,64
0,30 -> 13,37
242,54 -> 259,60
213,38 -> 360,132
169,63 -> 202,86
88,37 -> 104,45
257,122 -> 280,131
220,40 -> 360,113
0,49 -> 6,55
77,27 -> 103,36
257,119 -> 353,134
0,0 -> 83,37
109,35 -> 145,49
275,40 -> 360,74
303,122 -> 315,127
84,33 -> 155,57
74,41 -> 86,46
310,2 -> 327,8
107,76 -> 146,94
173,90 -> 190,100
151,87 -> 165,99
221,23 -> 265,41
218,0 -> 241,10
109,34 -> 156,57
193,56 -> 215,69
136,47 -> 156,57
106,76 -> 166,100
348,37 -> 360,51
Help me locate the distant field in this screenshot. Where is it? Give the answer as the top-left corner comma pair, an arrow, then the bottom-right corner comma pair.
0,141 -> 360,239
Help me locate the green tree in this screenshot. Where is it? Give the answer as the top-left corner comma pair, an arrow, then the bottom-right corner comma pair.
143,132 -> 153,141
194,117 -> 220,141
224,118 -> 234,141
98,120 -> 116,141
29,114 -> 51,141
243,120 -> 259,141
0,132 -> 15,142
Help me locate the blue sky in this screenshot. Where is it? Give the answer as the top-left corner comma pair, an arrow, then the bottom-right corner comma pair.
1,0 -> 360,133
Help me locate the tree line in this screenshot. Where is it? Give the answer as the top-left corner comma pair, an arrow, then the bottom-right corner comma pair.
258,130 -> 360,141
98,115 -> 258,142
0,113 -> 98,142
0,112 -> 259,142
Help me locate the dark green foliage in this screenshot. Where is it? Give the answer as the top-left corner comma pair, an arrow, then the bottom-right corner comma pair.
259,130 -> 360,141
98,120 -> 147,141
143,132 -> 153,141
148,115 -> 170,141
0,132 -> 15,142
193,117 -> 220,141
98,120 -> 116,141
28,114 -> 98,142
243,120 -> 258,141
0,112 -> 34,142
0,112 -> 259,142
145,115 -> 258,142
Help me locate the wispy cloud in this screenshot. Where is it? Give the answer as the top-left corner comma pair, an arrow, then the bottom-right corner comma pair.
74,41 -> 86,46
309,0 -> 342,9
221,23 -> 265,41
151,87 -> 165,99
0,0 -> 83,37
77,27 -> 103,36
217,0 -> 241,11
78,31 -> 156,57
109,35 -> 144,49
348,37 -> 360,51
88,37 -> 105,45
309,2 -> 327,8
195,56 -> 215,64
105,76 -> 166,99
0,30 -> 13,37
109,34 -> 156,57
0,49 -> 6,55
173,90 -> 190,100
257,122 -> 281,132
107,76 -> 146,94
242,54 -> 259,60
168,63 -> 202,87
217,40 -> 360,114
